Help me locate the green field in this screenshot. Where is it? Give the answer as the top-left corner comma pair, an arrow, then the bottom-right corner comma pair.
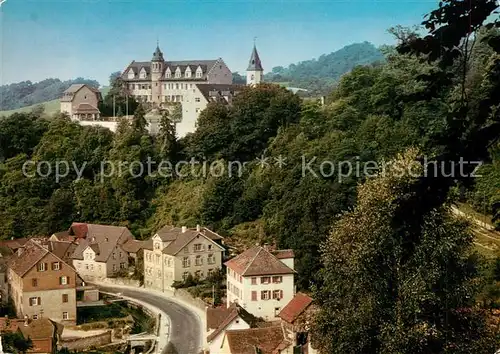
0,86 -> 110,117
0,99 -> 60,117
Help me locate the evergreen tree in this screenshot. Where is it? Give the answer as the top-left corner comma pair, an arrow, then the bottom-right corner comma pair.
131,103 -> 148,135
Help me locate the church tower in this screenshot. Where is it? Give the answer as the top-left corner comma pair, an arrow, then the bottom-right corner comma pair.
151,43 -> 164,106
246,43 -> 263,86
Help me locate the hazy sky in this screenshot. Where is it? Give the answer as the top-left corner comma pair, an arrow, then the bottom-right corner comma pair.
0,0 -> 438,86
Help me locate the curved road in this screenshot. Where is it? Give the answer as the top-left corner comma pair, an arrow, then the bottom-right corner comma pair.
97,285 -> 202,354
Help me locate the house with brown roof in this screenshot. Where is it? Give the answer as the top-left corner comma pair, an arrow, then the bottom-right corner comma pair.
60,84 -> 102,121
206,303 -> 260,354
219,325 -> 291,354
19,318 -> 61,354
66,223 -> 133,281
278,293 -> 317,354
7,240 -> 78,324
224,246 -> 295,321
143,225 -> 224,291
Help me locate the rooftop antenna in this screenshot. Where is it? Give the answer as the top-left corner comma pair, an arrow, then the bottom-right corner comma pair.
253,36 -> 257,46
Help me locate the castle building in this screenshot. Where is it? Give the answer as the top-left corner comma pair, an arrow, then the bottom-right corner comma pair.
120,43 -> 263,136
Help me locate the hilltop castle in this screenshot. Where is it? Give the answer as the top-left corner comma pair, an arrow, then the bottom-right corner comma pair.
120,43 -> 264,136
61,44 -> 264,137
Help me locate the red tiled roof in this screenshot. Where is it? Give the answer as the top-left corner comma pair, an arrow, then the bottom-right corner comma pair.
69,223 -> 88,239
8,241 -> 49,277
0,317 -> 24,332
225,326 -> 288,354
278,293 -> 313,324
224,246 -> 295,276
206,306 -> 232,331
272,249 -> 294,259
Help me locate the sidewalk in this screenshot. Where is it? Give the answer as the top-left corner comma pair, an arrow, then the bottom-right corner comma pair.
95,282 -> 206,348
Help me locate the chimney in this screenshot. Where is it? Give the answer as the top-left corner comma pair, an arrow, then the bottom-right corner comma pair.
181,226 -> 187,233
196,224 -> 201,232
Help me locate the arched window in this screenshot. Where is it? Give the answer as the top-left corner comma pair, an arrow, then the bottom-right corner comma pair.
251,74 -> 255,80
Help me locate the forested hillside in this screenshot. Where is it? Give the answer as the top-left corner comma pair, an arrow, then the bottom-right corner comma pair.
266,41 -> 385,94
0,0 -> 499,351
0,78 -> 100,111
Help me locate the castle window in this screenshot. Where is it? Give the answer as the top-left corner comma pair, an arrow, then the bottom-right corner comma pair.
195,97 -> 201,103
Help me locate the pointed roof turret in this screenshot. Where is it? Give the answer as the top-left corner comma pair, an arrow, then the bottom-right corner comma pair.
247,45 -> 263,71
152,43 -> 164,62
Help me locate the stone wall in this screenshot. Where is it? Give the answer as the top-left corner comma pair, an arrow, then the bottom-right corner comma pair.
58,330 -> 112,351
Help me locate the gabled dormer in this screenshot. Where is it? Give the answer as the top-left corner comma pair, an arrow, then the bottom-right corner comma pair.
139,67 -> 147,79
127,68 -> 135,79
175,67 -> 182,78
165,67 -> 172,79
185,66 -> 192,78
195,66 -> 203,78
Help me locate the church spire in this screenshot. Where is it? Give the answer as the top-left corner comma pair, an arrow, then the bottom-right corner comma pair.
152,42 -> 164,62
247,42 -> 263,71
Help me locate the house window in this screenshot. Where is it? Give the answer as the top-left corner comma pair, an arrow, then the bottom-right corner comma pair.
182,272 -> 189,280
196,108 -> 200,113
112,253 -> 116,260
62,294 -> 68,303
195,255 -> 203,266
29,297 -> 41,306
207,254 -> 215,265
156,255 -> 160,265
119,252 -> 123,258
90,264 -> 94,271
208,244 -> 212,250
184,247 -> 189,254
120,263 -> 126,269
113,264 -> 117,271
251,291 -> 257,301
183,257 -> 190,268
274,307 -> 281,316
32,314 -> 38,320
195,97 -> 201,103
251,277 -> 257,285
32,279 -> 38,287
272,290 -> 283,300
272,276 -> 282,284
195,270 -> 202,278
157,270 -> 161,278
194,244 -> 202,252
261,290 -> 270,300
85,264 -> 89,270
63,312 -> 69,320
37,263 -> 46,272
52,262 -> 60,271
59,276 -> 68,285
261,277 -> 271,284
196,71 -> 202,78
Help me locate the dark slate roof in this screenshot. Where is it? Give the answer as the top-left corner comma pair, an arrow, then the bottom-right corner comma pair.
278,292 -> 313,324
70,224 -> 133,262
247,45 -> 263,71
152,45 -> 164,62
195,84 -> 245,102
224,246 -> 295,276
122,239 -> 151,253
122,60 -> 219,81
152,226 -> 224,255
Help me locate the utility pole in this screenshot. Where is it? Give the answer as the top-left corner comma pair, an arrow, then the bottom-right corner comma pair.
113,95 -> 116,118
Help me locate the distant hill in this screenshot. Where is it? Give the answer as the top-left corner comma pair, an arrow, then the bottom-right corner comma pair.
0,86 -> 110,117
266,42 -> 385,95
0,78 -> 100,111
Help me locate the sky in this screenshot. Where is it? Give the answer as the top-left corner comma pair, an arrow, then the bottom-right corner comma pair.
0,0 -> 439,86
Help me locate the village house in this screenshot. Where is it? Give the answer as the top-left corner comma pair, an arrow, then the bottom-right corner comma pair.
278,293 -> 317,354
60,84 -> 102,121
0,317 -> 62,354
219,325 -> 291,354
225,246 -> 295,320
205,303 -> 260,354
65,223 -> 134,281
7,240 -> 78,324
143,225 -> 225,291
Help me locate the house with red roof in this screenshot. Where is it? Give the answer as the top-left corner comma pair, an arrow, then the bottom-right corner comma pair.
278,293 -> 317,354
224,245 -> 295,321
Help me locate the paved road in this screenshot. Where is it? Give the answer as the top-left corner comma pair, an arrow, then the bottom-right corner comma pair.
97,285 -> 202,354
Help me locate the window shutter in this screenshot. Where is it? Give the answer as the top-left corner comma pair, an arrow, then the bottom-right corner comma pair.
44,263 -> 48,270
280,290 -> 283,299
37,297 -> 41,305
251,291 -> 257,301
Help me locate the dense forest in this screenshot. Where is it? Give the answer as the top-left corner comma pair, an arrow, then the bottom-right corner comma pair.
0,0 -> 499,352
0,78 -> 100,111
265,41 -> 385,95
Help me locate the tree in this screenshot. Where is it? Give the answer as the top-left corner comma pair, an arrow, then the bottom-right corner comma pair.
2,332 -> 33,354
131,104 -> 148,134
108,71 -> 121,85
313,149 -> 497,353
157,110 -> 178,163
